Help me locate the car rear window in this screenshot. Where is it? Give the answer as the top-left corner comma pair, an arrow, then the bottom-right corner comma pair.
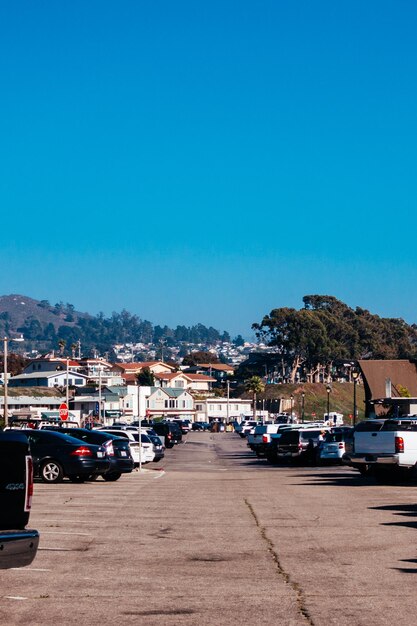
300,430 -> 322,441
355,421 -> 385,432
279,431 -> 299,444
324,433 -> 344,442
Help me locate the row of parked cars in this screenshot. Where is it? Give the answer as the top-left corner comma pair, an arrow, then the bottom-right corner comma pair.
5,417 -> 191,484
241,420 -> 353,465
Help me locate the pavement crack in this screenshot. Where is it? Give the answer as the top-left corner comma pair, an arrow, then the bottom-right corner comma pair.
244,498 -> 315,626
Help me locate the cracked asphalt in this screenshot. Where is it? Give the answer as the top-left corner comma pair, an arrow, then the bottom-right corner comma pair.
2,431 -> 417,625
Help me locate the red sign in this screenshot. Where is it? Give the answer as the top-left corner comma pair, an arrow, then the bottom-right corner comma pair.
59,403 -> 69,421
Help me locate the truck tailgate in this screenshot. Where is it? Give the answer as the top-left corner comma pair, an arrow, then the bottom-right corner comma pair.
354,432 -> 395,454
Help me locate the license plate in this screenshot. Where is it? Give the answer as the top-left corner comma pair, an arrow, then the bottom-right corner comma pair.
120,451 -> 127,457
97,451 -> 104,458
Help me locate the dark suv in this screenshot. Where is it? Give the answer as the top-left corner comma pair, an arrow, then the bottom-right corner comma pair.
152,422 -> 182,448
267,429 -> 324,464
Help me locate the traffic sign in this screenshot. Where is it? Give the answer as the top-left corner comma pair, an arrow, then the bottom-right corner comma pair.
59,403 -> 69,421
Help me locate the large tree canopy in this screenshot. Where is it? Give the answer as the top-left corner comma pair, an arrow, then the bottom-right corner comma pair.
252,295 -> 417,382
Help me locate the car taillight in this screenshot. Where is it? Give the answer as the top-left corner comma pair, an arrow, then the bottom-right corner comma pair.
104,441 -> 115,456
70,446 -> 93,457
25,455 -> 34,512
395,437 -> 404,453
298,443 -> 303,449
167,433 -> 172,439
338,443 -> 344,449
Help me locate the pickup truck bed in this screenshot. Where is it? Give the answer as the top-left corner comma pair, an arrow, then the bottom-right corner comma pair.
350,419 -> 417,476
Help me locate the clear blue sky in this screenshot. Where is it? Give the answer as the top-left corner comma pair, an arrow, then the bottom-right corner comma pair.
1,1 -> 416,338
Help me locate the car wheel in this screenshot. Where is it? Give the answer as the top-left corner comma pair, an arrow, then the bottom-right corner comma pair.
41,460 -> 64,483
103,472 -> 121,481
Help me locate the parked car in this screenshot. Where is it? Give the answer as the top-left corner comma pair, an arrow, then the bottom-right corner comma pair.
319,428 -> 354,464
18,429 -> 110,483
143,429 -> 165,462
152,422 -> 182,448
95,428 -> 155,464
267,428 -> 328,464
192,422 -> 205,431
173,419 -> 191,434
45,428 -> 134,480
237,421 -> 260,438
247,424 -> 289,457
0,430 -> 39,568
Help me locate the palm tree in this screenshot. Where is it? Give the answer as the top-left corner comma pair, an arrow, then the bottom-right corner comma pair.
58,339 -> 66,356
245,376 -> 265,420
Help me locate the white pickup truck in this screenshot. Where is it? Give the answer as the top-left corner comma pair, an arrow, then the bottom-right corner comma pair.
247,424 -> 282,456
349,418 -> 417,478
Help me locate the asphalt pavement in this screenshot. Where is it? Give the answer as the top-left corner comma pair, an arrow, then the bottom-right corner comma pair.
2,432 -> 417,625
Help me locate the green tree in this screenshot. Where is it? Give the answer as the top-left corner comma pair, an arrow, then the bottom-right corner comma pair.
182,351 -> 219,366
136,367 -> 155,386
245,376 -> 265,419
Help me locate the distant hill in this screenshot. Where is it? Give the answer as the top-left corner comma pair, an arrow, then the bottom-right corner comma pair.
0,294 -> 90,333
0,294 -> 232,356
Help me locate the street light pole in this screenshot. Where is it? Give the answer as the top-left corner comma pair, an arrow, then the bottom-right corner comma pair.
3,336 -> 24,428
301,392 -> 305,423
290,394 -> 294,423
226,379 -> 230,425
352,371 -> 359,426
326,385 -> 331,424
3,338 -> 8,427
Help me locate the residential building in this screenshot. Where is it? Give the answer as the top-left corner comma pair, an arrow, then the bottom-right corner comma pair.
194,398 -> 252,423
145,387 -> 194,421
9,371 -> 89,389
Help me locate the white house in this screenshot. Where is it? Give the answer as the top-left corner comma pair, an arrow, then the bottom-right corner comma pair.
145,387 -> 194,420
194,398 -> 252,423
153,371 -> 215,392
9,371 -> 89,389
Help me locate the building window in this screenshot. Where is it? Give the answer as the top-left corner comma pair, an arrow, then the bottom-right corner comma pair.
196,404 -> 203,411
218,405 -> 223,411
75,379 -> 83,385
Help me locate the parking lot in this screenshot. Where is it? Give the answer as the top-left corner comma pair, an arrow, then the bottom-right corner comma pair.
3,431 -> 417,625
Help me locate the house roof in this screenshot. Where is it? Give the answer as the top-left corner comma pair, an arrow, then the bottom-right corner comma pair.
358,359 -> 417,399
115,361 -> 176,373
153,372 -> 215,383
27,358 -> 80,368
185,373 -> 216,382
148,386 -> 189,398
197,363 -> 234,372
11,370 -> 89,381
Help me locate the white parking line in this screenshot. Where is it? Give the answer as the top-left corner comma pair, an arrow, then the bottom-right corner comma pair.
5,596 -> 27,601
10,568 -> 51,572
153,470 -> 166,479
40,531 -> 92,536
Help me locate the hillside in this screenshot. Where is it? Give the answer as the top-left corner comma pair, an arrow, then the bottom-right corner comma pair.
237,382 -> 366,423
0,294 -> 90,332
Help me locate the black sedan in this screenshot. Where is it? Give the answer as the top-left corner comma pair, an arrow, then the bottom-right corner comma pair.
45,428 -> 134,481
20,429 -> 110,484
